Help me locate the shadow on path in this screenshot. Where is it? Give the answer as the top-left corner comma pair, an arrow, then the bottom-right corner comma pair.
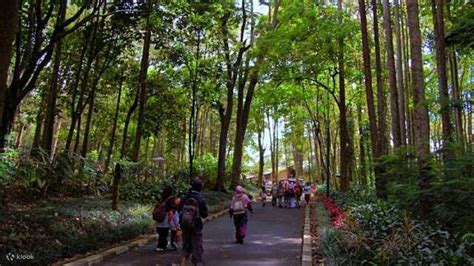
100,202 -> 304,266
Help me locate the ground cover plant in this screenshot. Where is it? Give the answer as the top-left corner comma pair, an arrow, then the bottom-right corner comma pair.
315,187 -> 474,264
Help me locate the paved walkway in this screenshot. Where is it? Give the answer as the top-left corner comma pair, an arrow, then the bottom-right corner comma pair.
100,202 -> 305,266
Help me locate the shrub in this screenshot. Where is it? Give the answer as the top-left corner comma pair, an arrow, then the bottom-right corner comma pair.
0,198 -> 154,265
330,193 -> 474,264
119,177 -> 190,203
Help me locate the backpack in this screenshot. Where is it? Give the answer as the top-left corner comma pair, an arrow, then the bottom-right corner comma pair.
233,198 -> 246,215
152,197 -> 172,222
295,184 -> 301,195
289,183 -> 295,193
181,197 -> 200,230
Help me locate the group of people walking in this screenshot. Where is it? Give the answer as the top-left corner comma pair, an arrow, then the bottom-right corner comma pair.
152,178 -> 310,265
152,180 -> 254,265
153,179 -> 208,265
261,177 -> 313,208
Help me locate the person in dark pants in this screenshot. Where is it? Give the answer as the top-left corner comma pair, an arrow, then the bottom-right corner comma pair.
181,179 -> 208,266
155,186 -> 175,251
229,185 -> 253,244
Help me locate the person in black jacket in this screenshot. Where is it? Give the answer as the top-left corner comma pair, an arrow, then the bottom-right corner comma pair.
181,179 -> 208,265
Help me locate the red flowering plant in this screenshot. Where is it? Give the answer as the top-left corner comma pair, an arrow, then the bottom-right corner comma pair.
319,194 -> 345,228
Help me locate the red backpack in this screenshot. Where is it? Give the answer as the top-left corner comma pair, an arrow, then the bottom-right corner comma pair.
152,196 -> 172,222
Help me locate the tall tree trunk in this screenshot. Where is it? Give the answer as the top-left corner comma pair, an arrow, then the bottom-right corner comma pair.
468,92 -> 473,150
73,114 -> 82,154
64,30 -> 90,153
230,70 -> 259,188
267,112 -> 276,183
275,120 -> 279,178
51,117 -> 62,156
41,1 -> 66,155
357,101 -> 368,185
14,115 -> 25,149
406,0 -> 432,217
81,88 -> 96,158
121,90 -> 138,159
449,51 -> 464,152
308,126 -> 314,181
32,96 -> 47,150
372,0 -> 388,156
394,0 -> 407,146
338,0 -> 350,192
0,0 -> 18,150
359,0 -> 385,198
431,0 -> 452,158
382,0 -> 402,148
257,130 -> 265,186
215,6 -> 248,191
230,0 -> 279,188
325,91 -> 331,197
216,107 -> 231,191
131,0 -> 152,162
105,77 -> 123,172
402,3 -> 415,146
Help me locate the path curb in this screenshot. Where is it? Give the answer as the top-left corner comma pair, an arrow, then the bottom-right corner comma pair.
55,208 -> 229,266
301,203 -> 312,266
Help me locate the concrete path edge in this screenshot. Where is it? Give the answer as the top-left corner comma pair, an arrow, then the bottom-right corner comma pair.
53,208 -> 230,266
301,203 -> 312,266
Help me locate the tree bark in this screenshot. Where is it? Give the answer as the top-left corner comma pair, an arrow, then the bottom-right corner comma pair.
360,0 -> 385,198
357,101 -> 368,185
105,77 -> 123,172
257,130 -> 265,185
267,112 -> 276,183
394,0 -> 407,146
112,163 -> 122,211
81,88 -> 96,157
338,0 -> 350,192
131,0 -> 153,162
372,0 -> 388,156
230,0 -> 279,188
449,51 -> 464,152
121,89 -> 138,159
32,96 -> 47,151
230,68 -> 258,188
402,6 -> 415,147
382,0 -> 402,148
64,29 -> 91,153
406,0 -> 432,217
215,8 -> 248,191
41,0 -> 67,155
0,0 -> 19,150
431,0 -> 452,157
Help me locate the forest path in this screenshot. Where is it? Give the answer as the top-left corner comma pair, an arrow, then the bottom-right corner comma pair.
100,202 -> 305,266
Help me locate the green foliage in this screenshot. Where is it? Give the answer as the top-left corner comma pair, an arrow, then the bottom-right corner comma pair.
120,176 -> 190,203
194,153 -> 218,184
326,192 -> 474,264
0,198 -> 154,265
382,148 -> 474,235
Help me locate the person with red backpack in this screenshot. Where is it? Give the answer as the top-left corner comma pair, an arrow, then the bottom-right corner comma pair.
180,179 -> 208,265
295,182 -> 302,208
229,185 -> 253,244
152,186 -> 176,251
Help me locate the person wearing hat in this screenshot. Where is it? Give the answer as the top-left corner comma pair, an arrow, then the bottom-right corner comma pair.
181,179 -> 208,265
229,185 -> 253,244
